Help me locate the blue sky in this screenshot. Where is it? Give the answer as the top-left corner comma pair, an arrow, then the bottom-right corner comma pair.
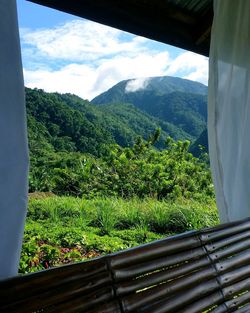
17,0 -> 208,100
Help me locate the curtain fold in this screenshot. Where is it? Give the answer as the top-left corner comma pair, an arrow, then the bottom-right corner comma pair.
0,0 -> 29,279
208,0 -> 250,222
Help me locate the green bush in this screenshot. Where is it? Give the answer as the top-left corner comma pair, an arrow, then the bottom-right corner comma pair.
29,136 -> 214,201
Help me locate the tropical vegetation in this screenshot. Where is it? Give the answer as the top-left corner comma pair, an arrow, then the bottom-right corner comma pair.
20,78 -> 215,273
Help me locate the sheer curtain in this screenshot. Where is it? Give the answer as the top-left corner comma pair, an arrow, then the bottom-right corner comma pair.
208,0 -> 250,222
0,0 -> 29,279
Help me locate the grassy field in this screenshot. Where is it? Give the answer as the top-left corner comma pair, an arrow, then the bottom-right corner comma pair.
19,195 -> 219,274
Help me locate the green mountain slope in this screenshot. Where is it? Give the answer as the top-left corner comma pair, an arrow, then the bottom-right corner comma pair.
26,88 -> 112,156
92,76 -> 207,103
189,128 -> 208,157
92,76 -> 208,139
97,102 -> 191,147
26,88 -> 190,157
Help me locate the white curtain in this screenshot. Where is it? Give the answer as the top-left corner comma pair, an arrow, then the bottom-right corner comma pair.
208,0 -> 250,222
0,0 -> 29,279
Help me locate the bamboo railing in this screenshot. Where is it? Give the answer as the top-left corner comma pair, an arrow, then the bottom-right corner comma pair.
1,218 -> 250,312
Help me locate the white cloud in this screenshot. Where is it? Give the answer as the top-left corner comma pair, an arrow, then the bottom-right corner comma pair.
21,19 -> 208,99
125,78 -> 150,92
24,64 -> 96,100
166,51 -> 208,85
23,52 -> 170,99
21,20 -> 149,62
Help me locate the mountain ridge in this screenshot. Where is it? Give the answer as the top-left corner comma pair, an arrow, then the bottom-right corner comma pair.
26,87 -> 191,157
92,76 -> 208,103
26,76 -> 208,158
92,76 -> 208,140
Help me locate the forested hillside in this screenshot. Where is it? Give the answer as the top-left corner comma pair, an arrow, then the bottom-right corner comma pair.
27,77 -> 209,159
21,83 -> 214,274
27,88 -> 191,158
92,76 -> 208,139
92,76 -> 207,103
26,86 -> 211,198
190,128 -> 208,157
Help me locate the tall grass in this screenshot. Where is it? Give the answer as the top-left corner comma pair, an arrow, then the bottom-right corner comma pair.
96,200 -> 118,234
27,196 -> 219,235
22,195 -> 219,273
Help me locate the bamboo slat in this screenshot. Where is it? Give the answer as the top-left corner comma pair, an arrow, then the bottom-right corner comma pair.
1,218 -> 250,312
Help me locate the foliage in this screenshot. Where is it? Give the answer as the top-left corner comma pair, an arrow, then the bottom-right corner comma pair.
92,76 -> 208,139
189,128 -> 209,158
29,130 -> 213,200
20,196 -> 219,273
22,86 -> 217,276
26,87 -> 194,159
26,87 -> 212,200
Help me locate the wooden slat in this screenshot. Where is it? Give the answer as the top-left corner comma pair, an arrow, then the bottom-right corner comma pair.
136,279 -> 221,313
205,229 -> 250,253
115,256 -> 210,296
112,245 -> 206,281
110,232 -> 201,268
235,303 -> 250,313
1,218 -> 250,312
180,291 -> 224,313
120,267 -> 218,312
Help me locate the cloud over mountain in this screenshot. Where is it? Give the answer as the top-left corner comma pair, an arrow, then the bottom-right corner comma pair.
125,78 -> 150,92
20,19 -> 208,100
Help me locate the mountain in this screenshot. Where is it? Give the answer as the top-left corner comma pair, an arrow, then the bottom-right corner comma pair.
92,76 -> 208,139
26,88 -> 190,157
92,76 -> 207,103
26,76 -> 208,159
189,128 -> 208,157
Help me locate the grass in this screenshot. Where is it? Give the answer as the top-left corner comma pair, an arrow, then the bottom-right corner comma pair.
20,195 -> 219,273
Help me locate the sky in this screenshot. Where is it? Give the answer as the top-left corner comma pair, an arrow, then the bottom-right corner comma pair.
16,0 -> 208,101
